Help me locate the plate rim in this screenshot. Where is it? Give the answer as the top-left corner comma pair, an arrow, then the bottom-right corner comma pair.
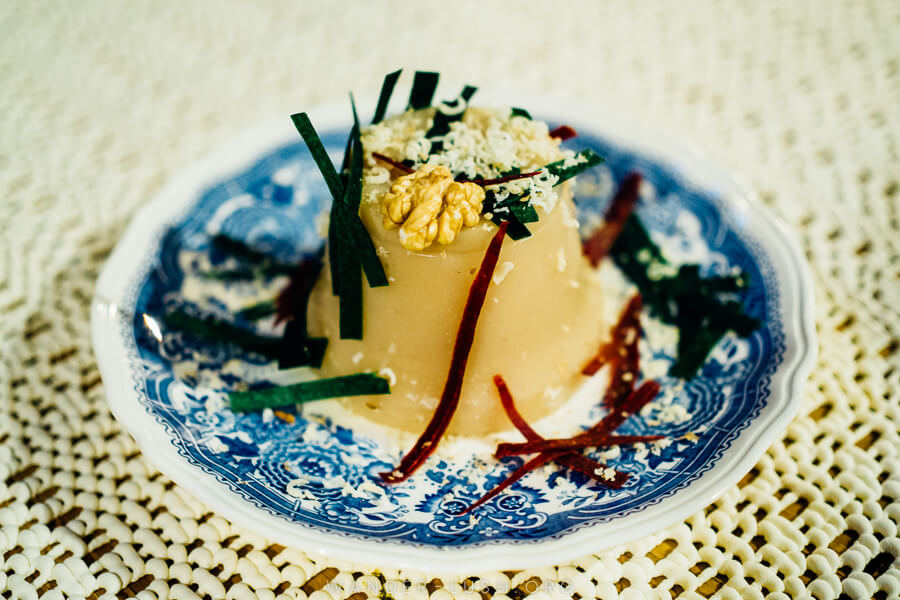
91,94 -> 817,574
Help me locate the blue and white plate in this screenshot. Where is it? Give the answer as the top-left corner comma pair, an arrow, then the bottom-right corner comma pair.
91,96 -> 816,573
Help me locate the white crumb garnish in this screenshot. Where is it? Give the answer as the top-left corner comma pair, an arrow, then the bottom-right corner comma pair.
378,367 -> 397,387
594,466 -> 618,481
492,261 -> 515,284
556,248 -> 567,272
286,478 -> 311,498
357,481 -> 385,496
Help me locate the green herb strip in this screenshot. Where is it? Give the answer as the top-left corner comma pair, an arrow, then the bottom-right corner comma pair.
408,71 -> 440,110
347,104 -> 388,288
545,149 -> 605,183
372,69 -> 402,124
229,373 -> 390,412
291,113 -> 344,201
237,300 -> 276,321
327,203 -> 342,296
510,107 -> 532,119
426,85 -> 478,152
278,320 -> 327,370
334,116 -> 380,338
509,202 -> 539,224
485,150 -> 604,238
163,310 -> 282,358
490,209 -> 532,240
337,229 -> 363,339
610,215 -> 760,378
294,102 -> 387,340
210,235 -> 295,275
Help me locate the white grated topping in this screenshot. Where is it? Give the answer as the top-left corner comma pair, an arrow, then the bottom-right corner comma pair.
360,106 -> 575,218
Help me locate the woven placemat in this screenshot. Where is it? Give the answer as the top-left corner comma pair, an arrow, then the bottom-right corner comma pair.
1,1 -> 898,598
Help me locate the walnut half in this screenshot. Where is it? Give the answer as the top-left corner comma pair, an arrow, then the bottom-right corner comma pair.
380,164 -> 485,251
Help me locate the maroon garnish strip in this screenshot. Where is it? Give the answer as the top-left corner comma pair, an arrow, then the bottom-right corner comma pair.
495,381 -> 663,457
583,294 -> 644,410
380,222 -> 510,484
494,434 -> 664,458
464,171 -> 542,186
462,453 -> 556,514
275,259 -> 323,324
460,375 -> 633,514
493,374 -> 627,485
494,374 -> 658,456
549,125 -> 578,141
582,172 -> 642,267
371,152 -> 414,174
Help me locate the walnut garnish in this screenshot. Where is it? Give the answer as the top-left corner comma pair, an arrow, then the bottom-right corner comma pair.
380,164 -> 485,251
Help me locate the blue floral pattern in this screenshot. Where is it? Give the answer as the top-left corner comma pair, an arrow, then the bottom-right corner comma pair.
121,124 -> 784,548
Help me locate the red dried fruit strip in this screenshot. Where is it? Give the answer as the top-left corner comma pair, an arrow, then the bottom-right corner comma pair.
495,375 -> 656,452
463,376 -> 631,514
580,343 -> 617,377
380,222 -> 510,484
493,374 -> 540,440
549,125 -> 578,141
494,375 -> 627,483
275,259 -> 323,324
496,380 -> 661,457
461,453 -> 555,515
586,379 -> 661,436
464,171 -> 542,186
583,294 -> 643,410
371,152 -> 414,174
582,172 -> 642,267
517,379 -> 658,490
491,375 -> 628,491
582,294 -> 642,376
494,434 -> 664,458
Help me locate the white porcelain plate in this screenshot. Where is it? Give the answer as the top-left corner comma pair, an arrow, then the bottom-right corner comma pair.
91,95 -> 816,574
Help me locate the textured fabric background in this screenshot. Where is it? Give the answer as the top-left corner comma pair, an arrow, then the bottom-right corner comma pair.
1,1 -> 898,599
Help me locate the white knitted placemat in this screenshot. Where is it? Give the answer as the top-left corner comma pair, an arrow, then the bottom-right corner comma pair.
1,1 -> 898,599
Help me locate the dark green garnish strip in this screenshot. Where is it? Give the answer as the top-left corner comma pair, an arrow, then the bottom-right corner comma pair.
346,97 -> 388,288
544,149 -> 605,184
162,309 -> 326,369
163,309 -> 283,358
610,215 -> 760,378
372,69 -> 402,124
484,150 -> 605,239
237,300 -> 276,321
510,107 -> 532,119
229,373 -> 390,412
408,71 -> 440,110
278,320 -> 327,370
290,112 -> 344,201
211,235 -> 292,271
208,235 -> 297,280
509,201 -> 539,224
291,101 -> 388,340
426,85 -> 478,153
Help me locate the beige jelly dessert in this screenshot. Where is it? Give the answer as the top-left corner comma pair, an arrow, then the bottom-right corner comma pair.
306,107 -> 607,436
